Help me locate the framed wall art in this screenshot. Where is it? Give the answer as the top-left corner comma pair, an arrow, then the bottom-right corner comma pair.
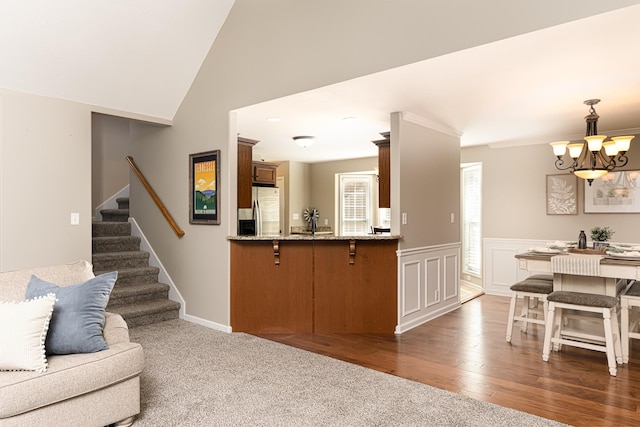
546,174 -> 578,215
189,150 -> 220,225
584,170 -> 640,213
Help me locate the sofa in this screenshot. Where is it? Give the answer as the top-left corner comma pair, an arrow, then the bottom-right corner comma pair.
0,260 -> 144,427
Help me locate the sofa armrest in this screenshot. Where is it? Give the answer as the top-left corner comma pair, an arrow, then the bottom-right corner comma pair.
103,312 -> 130,345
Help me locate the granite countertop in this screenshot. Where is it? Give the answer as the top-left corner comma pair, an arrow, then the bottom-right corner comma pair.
228,234 -> 402,241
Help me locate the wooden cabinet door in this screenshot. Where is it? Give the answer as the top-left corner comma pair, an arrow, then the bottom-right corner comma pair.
313,240 -> 397,333
252,162 -> 278,186
230,241 -> 314,333
237,138 -> 257,208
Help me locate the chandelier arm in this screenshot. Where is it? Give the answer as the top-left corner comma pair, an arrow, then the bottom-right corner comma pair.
553,157 -> 577,171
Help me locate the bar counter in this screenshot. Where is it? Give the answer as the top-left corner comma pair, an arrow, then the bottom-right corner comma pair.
229,234 -> 402,334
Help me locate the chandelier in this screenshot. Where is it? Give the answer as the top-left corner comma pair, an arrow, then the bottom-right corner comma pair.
549,99 -> 634,186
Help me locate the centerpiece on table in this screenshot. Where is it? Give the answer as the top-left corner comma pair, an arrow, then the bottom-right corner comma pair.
591,226 -> 614,251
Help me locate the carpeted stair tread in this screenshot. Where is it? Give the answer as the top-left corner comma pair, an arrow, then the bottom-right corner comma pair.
108,283 -> 171,308
92,235 -> 141,253
116,198 -> 130,209
110,299 -> 181,328
95,265 -> 160,286
92,251 -> 151,270
92,221 -> 131,237
100,208 -> 130,222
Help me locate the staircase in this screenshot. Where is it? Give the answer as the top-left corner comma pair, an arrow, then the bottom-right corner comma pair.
92,197 -> 181,327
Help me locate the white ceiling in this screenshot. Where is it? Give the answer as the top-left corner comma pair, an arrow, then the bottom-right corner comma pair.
237,4 -> 640,163
0,0 -> 234,121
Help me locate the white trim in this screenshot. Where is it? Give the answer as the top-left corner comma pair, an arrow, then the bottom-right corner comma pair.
182,314 -> 232,333
400,111 -> 462,138
128,217 -> 186,319
396,241 -> 461,257
93,185 -> 129,221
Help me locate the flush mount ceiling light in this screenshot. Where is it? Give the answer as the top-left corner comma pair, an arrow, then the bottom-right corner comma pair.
550,99 -> 634,186
293,135 -> 316,148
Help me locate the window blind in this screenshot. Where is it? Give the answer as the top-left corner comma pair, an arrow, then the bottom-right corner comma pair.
462,164 -> 482,277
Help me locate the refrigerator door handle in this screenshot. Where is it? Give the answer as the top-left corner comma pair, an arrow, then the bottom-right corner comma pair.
253,200 -> 262,236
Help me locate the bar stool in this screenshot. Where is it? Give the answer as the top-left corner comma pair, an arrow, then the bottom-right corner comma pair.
506,275 -> 553,342
542,291 -> 622,376
621,282 -> 640,363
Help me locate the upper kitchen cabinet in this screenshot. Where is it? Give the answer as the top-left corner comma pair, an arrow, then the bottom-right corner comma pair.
253,161 -> 279,187
372,132 -> 390,208
238,137 -> 259,209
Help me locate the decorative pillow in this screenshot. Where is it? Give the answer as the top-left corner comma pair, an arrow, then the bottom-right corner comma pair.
25,271 -> 118,355
0,293 -> 56,373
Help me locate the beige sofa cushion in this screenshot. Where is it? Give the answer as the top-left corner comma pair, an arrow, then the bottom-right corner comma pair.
0,340 -> 143,419
0,260 -> 95,302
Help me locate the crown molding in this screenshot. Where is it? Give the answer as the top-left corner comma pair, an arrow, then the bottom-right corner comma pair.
400,111 -> 462,139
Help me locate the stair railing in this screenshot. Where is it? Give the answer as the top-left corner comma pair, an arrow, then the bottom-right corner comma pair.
126,156 -> 185,238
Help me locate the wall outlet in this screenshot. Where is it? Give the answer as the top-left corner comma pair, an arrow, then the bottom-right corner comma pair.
70,212 -> 80,225
324,218 -> 328,225
293,213 -> 299,220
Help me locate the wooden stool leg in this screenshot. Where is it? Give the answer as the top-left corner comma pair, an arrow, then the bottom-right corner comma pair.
602,309 -> 617,376
506,292 -> 517,342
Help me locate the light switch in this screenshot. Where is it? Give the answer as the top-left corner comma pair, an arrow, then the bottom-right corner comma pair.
293,213 -> 299,220
402,212 -> 407,225
450,213 -> 455,223
70,212 -> 80,225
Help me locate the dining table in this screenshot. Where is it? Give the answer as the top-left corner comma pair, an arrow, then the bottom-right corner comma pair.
515,249 -> 640,297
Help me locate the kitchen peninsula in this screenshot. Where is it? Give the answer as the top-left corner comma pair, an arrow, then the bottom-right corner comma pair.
229,234 -> 401,334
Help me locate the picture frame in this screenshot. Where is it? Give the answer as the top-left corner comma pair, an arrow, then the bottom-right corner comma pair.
584,170 -> 640,213
546,174 -> 578,215
189,150 -> 220,225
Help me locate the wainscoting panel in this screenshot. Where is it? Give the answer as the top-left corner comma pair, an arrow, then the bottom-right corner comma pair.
425,256 -> 441,308
396,243 -> 461,334
401,260 -> 421,317
483,238 -> 548,296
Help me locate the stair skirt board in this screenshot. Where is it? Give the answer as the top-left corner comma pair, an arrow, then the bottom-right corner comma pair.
94,198 -> 183,327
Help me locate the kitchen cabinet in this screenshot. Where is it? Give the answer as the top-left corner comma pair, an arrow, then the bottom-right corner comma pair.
252,161 -> 279,187
372,131 -> 390,208
237,137 -> 259,209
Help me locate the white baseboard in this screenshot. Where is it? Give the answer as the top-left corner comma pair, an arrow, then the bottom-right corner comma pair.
183,314 -> 232,333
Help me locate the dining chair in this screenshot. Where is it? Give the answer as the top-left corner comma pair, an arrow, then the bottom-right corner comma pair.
621,282 -> 640,363
506,274 -> 553,342
542,290 -> 622,376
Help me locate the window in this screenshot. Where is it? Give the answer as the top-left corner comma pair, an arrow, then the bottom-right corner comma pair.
339,174 -> 374,235
461,163 -> 482,277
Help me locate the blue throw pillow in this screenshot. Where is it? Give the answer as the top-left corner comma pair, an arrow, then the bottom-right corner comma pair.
25,271 -> 118,355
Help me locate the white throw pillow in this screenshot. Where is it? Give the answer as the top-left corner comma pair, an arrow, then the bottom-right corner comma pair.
0,293 -> 56,373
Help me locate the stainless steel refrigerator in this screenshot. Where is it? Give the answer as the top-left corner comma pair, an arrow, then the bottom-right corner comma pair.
252,186 -> 280,236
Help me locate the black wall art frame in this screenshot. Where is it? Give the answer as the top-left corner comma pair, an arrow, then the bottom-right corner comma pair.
189,150 -> 221,225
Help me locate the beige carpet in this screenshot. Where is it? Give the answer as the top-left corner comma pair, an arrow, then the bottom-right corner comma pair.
128,319 -> 565,426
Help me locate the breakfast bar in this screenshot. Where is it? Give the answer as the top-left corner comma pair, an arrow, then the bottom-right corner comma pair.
228,234 -> 401,334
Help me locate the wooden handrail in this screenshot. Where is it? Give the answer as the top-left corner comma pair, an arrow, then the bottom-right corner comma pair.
126,156 -> 185,238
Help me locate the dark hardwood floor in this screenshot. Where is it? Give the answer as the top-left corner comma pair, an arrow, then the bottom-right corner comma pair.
256,294 -> 640,426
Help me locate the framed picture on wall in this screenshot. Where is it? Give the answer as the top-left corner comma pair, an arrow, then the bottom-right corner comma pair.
546,174 -> 578,215
584,170 -> 640,213
189,150 -> 221,224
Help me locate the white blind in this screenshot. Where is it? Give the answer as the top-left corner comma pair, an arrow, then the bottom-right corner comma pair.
340,175 -> 371,235
462,164 -> 482,276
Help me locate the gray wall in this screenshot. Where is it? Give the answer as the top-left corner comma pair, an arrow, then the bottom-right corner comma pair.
461,141 -> 640,242
91,113 -> 131,212
0,90 -> 92,270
